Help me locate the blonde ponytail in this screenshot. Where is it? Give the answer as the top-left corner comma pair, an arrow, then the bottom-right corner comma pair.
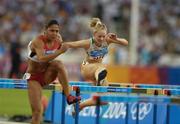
90,18 -> 101,28
89,18 -> 107,33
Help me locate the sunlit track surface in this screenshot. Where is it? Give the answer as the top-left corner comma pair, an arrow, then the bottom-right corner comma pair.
0,121 -> 51,124
0,121 -> 29,124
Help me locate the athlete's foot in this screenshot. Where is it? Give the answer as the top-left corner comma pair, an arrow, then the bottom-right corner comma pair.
97,70 -> 107,86
67,94 -> 81,105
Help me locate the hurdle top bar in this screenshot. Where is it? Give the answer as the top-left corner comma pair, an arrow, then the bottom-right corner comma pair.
1,78 -> 179,96
72,85 -> 180,96
0,78 -> 27,83
0,78 -> 91,90
93,95 -> 180,104
1,78 -> 180,92
0,78 -> 91,85
109,83 -> 180,90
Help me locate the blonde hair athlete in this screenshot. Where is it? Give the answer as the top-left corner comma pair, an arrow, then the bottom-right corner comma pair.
65,18 -> 128,114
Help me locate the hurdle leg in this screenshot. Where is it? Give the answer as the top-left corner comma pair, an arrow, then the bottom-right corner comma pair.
166,91 -> 171,124
51,90 -> 55,124
153,90 -> 158,124
75,87 -> 80,124
153,103 -> 157,124
166,104 -> 170,124
125,102 -> 129,124
125,92 -> 130,124
136,102 -> 139,124
61,90 -> 66,124
95,97 -> 101,124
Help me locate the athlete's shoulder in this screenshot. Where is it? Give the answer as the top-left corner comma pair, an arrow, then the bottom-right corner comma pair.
34,33 -> 45,41
30,35 -> 44,48
37,34 -> 47,41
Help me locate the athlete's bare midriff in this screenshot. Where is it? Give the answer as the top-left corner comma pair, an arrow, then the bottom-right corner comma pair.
26,59 -> 49,74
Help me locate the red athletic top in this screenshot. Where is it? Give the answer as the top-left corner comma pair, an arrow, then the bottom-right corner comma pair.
28,34 -> 61,62
38,35 -> 61,50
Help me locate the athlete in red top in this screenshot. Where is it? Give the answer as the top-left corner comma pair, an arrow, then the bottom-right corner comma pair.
24,20 -> 81,124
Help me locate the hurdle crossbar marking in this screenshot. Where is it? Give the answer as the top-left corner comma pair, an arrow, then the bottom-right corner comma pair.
1,78 -> 180,90
1,78 -> 180,96
93,95 -> 180,104
72,85 -> 180,96
109,83 -> 180,90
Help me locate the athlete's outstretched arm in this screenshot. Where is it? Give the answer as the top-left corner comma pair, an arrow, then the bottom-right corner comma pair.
65,39 -> 90,49
106,33 -> 128,46
32,39 -> 67,62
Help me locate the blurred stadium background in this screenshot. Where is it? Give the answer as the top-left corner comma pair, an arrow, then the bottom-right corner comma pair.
0,0 -> 179,123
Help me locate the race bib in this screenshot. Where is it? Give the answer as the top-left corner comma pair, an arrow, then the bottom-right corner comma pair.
23,73 -> 31,80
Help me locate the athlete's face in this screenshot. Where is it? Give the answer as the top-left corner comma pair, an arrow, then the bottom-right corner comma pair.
45,24 -> 60,40
94,30 -> 107,43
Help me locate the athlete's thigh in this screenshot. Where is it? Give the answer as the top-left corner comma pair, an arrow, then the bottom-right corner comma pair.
81,63 -> 104,80
28,80 -> 42,111
44,60 -> 62,84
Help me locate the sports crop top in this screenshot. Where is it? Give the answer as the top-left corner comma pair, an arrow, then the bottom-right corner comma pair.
28,35 -> 61,62
86,38 -> 108,60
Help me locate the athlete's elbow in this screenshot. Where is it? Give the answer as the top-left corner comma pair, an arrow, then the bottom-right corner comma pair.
124,40 -> 128,46
121,39 -> 128,46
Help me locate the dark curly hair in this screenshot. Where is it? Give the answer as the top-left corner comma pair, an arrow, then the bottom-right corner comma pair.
45,19 -> 60,29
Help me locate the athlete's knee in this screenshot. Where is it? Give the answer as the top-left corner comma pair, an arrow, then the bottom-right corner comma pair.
32,108 -> 42,119
51,60 -> 65,70
32,106 -> 42,114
